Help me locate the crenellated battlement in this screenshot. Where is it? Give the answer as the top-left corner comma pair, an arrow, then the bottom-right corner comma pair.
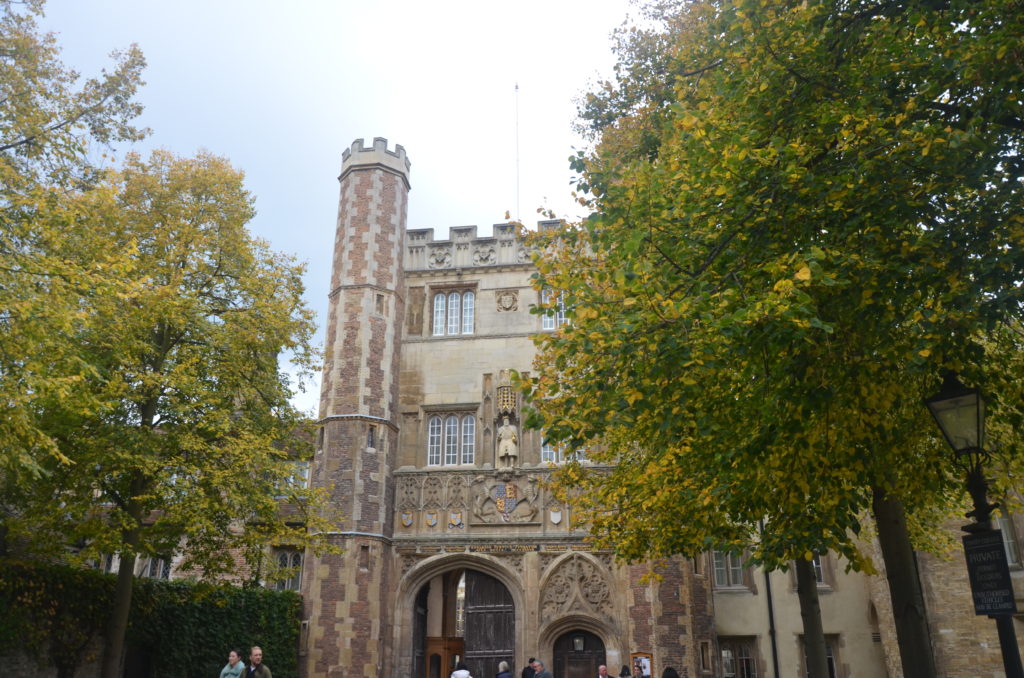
339,137 -> 411,188
404,220 -> 561,271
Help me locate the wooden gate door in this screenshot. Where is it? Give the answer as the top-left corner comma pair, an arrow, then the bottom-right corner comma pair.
414,585 -> 428,678
463,570 -> 515,678
553,630 -> 606,678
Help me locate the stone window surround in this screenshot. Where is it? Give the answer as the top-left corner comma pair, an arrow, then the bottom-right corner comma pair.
430,283 -> 478,337
712,550 -> 752,590
719,636 -> 759,678
540,287 -> 567,331
425,405 -> 480,467
274,548 -> 303,591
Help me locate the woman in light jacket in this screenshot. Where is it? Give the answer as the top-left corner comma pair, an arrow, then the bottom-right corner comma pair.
220,649 -> 245,678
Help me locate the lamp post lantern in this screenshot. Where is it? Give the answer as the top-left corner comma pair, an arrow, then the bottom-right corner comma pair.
926,372 -> 1023,678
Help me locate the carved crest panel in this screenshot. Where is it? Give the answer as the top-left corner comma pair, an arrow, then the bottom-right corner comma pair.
398,476 -> 420,510
471,474 -> 540,524
495,289 -> 518,312
447,475 -> 467,509
541,554 -> 613,618
422,476 -> 443,509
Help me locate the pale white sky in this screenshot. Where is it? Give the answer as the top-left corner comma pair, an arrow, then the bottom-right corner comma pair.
40,0 -> 635,413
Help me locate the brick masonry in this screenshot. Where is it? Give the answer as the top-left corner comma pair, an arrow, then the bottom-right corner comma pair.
302,138 -> 408,678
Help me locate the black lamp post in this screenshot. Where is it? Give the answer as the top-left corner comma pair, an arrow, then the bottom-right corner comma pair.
925,372 -> 1024,678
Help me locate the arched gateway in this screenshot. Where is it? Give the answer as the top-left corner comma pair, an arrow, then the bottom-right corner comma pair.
400,557 -> 521,678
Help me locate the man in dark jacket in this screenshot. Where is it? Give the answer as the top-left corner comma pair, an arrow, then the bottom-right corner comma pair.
245,646 -> 272,678
521,657 -> 536,678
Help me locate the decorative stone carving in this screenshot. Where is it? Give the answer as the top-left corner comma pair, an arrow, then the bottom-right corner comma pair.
517,245 -> 531,263
539,552 -> 562,574
406,286 -> 425,335
595,553 -> 615,571
495,289 -> 518,312
422,476 -> 443,509
447,475 -> 467,509
473,246 -> 496,265
488,551 -> 525,573
541,553 -> 614,618
398,476 -> 420,510
471,474 -> 539,523
497,369 -> 516,415
428,246 -> 452,269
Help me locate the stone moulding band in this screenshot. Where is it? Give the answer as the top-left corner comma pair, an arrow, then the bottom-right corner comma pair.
315,530 -> 393,543
326,283 -> 406,302
318,413 -> 398,432
338,161 -> 411,189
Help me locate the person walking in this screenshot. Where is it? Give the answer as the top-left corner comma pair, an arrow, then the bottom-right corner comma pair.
522,658 -> 536,678
451,660 -> 474,678
219,649 -> 245,678
532,659 -> 553,678
496,660 -> 513,678
244,646 -> 271,678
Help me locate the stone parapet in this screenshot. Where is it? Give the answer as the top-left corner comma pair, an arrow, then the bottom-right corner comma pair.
405,220 -> 561,271
340,137 -> 410,188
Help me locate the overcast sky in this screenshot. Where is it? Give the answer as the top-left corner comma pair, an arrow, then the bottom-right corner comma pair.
40,0 -> 635,412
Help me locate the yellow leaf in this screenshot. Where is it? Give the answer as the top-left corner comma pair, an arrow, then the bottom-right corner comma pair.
795,266 -> 812,281
919,348 -> 931,358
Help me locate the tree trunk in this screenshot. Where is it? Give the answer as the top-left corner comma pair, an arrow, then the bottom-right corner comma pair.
872,485 -> 937,678
100,533 -> 139,678
796,557 -> 830,678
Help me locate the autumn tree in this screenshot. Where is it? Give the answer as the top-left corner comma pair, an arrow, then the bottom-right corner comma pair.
2,149 -> 337,678
1,0 -> 146,483
1,7 -> 338,677
527,1 -> 1024,676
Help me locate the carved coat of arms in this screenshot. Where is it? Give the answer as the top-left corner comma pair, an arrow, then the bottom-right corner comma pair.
471,474 -> 539,524
448,510 -> 464,529
493,483 -> 518,522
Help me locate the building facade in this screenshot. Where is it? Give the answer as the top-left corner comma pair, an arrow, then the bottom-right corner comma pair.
297,138 -> 1021,678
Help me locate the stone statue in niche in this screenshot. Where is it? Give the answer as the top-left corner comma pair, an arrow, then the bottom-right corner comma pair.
497,416 -> 519,468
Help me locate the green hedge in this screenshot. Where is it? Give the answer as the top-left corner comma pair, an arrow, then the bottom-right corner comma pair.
0,560 -> 302,678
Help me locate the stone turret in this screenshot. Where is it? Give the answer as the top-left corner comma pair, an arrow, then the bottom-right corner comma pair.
302,137 -> 410,678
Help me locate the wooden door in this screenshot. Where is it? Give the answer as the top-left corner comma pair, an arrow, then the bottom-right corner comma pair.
553,630 -> 606,678
415,585 -> 428,678
463,570 -> 515,678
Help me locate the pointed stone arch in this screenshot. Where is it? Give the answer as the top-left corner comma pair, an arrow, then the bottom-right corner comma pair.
539,552 -> 615,620
535,553 -> 626,672
391,553 -> 526,678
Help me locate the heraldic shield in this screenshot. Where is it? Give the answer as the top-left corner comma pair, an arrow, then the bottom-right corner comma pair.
492,482 -> 518,521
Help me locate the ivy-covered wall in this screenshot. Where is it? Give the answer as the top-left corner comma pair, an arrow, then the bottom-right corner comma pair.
0,560 -> 302,678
